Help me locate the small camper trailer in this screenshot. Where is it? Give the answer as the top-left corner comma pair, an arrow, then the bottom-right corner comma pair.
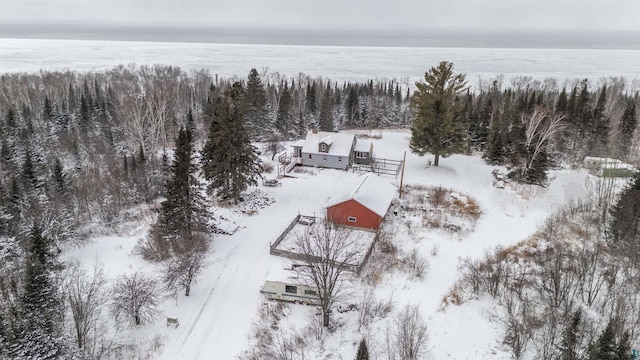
261,280 -> 321,306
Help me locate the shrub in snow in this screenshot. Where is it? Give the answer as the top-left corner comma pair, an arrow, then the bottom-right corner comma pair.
404,249 -> 430,280
110,272 -> 161,327
391,304 -> 428,360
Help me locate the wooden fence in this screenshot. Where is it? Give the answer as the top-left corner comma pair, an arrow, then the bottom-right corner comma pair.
269,214 -> 378,274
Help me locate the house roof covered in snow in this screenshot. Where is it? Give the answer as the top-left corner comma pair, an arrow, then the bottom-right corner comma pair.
324,173 -> 396,217
291,140 -> 305,147
354,140 -> 372,153
301,130 -> 355,157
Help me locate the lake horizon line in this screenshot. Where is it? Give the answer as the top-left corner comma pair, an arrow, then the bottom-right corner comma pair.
2,23 -> 640,51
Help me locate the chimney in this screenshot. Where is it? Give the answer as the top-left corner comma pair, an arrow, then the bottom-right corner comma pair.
312,128 -> 318,134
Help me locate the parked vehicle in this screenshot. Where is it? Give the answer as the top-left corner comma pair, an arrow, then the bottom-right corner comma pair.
261,280 -> 321,306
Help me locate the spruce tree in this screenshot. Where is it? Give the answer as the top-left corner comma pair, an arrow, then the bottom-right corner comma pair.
79,94 -> 90,132
559,309 -> 582,360
186,107 -> 196,136
319,83 -> 334,132
589,320 -> 617,360
556,87 -> 569,113
12,224 -> 69,359
609,172 -> 640,257
43,96 -> 53,123
243,68 -> 269,139
591,86 -> 609,153
276,81 -> 292,136
67,82 -> 77,112
345,86 -> 360,128
202,83 -> 261,204
355,338 -> 370,360
615,332 -> 632,360
619,100 -> 637,158
305,82 -> 318,127
156,127 -> 209,242
410,61 -> 469,166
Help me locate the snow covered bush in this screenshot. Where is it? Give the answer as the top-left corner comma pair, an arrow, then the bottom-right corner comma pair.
110,272 -> 162,327
404,248 -> 430,280
390,304 -> 429,360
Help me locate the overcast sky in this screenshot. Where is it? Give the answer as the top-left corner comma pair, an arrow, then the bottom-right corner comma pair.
2,0 -> 640,32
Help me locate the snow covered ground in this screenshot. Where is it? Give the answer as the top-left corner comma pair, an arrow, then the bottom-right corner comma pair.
65,130 -> 594,359
2,38 -> 640,90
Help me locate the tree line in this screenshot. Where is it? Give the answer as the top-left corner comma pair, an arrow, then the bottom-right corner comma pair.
0,63 -> 638,359
410,61 -> 638,185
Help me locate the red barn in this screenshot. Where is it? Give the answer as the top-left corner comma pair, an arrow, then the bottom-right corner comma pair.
324,173 -> 396,230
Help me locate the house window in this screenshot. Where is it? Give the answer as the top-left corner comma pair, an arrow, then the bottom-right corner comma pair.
320,143 -> 327,152
347,216 -> 357,222
323,155 -> 328,161
338,157 -> 342,162
304,289 -> 317,296
308,154 -> 312,159
355,151 -> 367,159
285,285 -> 298,294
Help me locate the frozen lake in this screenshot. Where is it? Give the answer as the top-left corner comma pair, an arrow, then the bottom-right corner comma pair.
1,38 -> 639,89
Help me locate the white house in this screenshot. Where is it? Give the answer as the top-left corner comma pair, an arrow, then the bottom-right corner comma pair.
291,130 -> 372,170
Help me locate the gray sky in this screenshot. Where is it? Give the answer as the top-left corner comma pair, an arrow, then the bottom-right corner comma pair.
2,0 -> 639,32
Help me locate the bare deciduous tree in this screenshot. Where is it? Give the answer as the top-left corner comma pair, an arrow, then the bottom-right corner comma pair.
295,222 -> 363,328
65,261 -> 108,351
162,232 -> 208,298
521,108 -> 566,176
393,304 -> 429,360
111,271 -> 161,327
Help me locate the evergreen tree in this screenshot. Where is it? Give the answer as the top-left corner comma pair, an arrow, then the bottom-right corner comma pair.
355,338 -> 370,360
559,309 -> 582,360
79,94 -> 90,132
276,81 -> 292,136
67,82 -> 77,112
345,86 -> 360,128
319,83 -> 334,132
202,83 -> 261,204
305,82 -> 318,126
410,61 -> 468,166
156,127 -> 209,241
618,100 -> 637,158
186,107 -> 196,136
556,87 -> 569,113
243,68 -> 269,139
591,86 -> 609,153
609,172 -> 640,257
11,224 -> 69,359
589,320 -> 617,360
615,332 -> 632,360
51,157 -> 68,196
43,96 -> 53,123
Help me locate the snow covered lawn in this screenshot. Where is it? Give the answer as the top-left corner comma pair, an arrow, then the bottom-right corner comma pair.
66,130 -> 593,359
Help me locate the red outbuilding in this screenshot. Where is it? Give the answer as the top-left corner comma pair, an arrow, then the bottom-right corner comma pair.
324,173 -> 397,230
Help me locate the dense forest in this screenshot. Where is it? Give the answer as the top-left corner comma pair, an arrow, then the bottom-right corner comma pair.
0,64 -> 638,358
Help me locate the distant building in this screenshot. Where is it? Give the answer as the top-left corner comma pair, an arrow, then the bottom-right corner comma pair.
291,130 -> 372,170
583,156 -> 637,177
324,173 -> 396,230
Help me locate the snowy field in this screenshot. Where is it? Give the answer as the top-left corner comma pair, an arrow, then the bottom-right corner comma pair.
64,130 -> 595,359
2,38 -> 640,89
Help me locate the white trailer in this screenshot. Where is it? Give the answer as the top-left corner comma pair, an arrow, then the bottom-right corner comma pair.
261,280 -> 321,306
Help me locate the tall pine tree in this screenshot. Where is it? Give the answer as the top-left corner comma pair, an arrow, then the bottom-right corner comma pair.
243,68 -> 269,139
156,126 -> 209,243
355,338 -> 370,360
202,83 -> 261,204
410,61 -> 468,166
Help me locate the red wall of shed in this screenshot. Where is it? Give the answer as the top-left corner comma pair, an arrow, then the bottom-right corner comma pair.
326,199 -> 383,230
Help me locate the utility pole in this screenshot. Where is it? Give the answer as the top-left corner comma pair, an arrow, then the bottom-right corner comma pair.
399,151 -> 406,199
